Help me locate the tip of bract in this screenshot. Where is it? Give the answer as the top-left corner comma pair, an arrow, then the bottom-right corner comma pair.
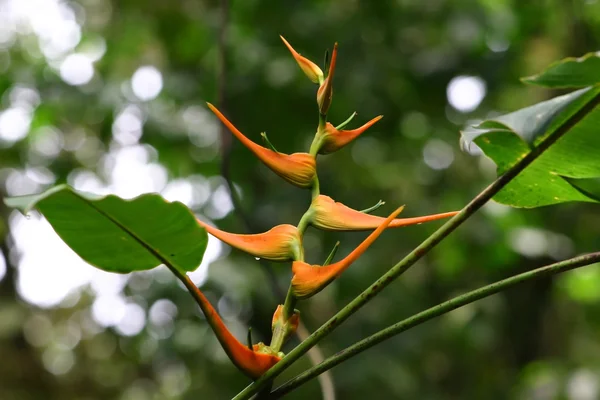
280,35 -> 323,84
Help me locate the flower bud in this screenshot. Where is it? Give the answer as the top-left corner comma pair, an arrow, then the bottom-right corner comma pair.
311,195 -> 459,232
280,36 -> 324,84
317,43 -> 338,115
207,103 -> 316,188
292,206 -> 403,299
271,305 -> 300,346
197,221 -> 302,262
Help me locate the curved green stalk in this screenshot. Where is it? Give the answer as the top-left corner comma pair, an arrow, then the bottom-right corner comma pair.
335,112 -> 357,130
323,241 -> 340,266
296,208 -> 314,237
359,200 -> 385,214
232,91 -> 600,400
261,132 -> 279,152
309,113 -> 328,157
271,252 -> 600,397
311,174 -> 321,199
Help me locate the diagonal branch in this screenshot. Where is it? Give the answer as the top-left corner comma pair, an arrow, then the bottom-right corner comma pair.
271,252 -> 600,397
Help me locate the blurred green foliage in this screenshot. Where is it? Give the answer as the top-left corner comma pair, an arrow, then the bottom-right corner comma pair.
1,0 -> 600,399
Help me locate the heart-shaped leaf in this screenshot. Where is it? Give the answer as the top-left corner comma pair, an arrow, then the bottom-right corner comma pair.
462,86 -> 600,208
522,51 -> 600,88
4,185 -> 208,274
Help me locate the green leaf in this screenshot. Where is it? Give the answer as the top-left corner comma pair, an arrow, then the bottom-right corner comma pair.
522,51 -> 600,88
4,185 -> 208,274
566,177 -> 600,200
462,87 -> 600,208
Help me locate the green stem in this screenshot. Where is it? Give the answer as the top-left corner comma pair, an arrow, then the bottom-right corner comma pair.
247,328 -> 253,351
323,241 -> 340,266
311,175 -> 320,199
309,138 -> 321,158
261,132 -> 279,152
309,114 -> 328,157
318,113 -> 327,131
282,286 -> 297,321
296,208 -> 314,238
272,252 -> 600,397
270,286 -> 298,352
232,91 -> 600,400
269,297 -> 300,353
335,112 -> 357,130
359,200 -> 385,214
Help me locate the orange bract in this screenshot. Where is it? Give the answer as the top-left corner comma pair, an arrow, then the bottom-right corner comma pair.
193,286 -> 281,379
207,103 -> 316,188
319,115 -> 383,154
197,220 -> 301,262
292,206 -> 404,298
311,195 -> 459,232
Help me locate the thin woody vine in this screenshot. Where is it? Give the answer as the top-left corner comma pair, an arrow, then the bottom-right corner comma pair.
191,36 -> 459,379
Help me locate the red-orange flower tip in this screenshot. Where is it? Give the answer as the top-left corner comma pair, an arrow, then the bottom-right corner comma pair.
318,115 -> 383,155
317,42 -> 338,114
280,36 -> 324,84
193,286 -> 281,379
311,195 -> 459,231
197,220 -> 301,262
207,103 -> 316,188
292,206 -> 403,299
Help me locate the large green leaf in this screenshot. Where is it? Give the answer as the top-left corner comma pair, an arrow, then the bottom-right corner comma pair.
4,185 -> 208,274
462,86 -> 600,208
522,51 -> 600,88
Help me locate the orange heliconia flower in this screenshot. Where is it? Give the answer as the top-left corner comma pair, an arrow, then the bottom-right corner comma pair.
311,195 -> 459,231
207,103 -> 316,188
317,42 -> 338,115
317,115 -> 383,154
189,282 -> 281,379
280,36 -> 324,84
197,220 -> 301,262
292,206 -> 403,299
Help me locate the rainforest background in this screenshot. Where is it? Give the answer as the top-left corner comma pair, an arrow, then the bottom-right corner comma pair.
1,0 -> 600,399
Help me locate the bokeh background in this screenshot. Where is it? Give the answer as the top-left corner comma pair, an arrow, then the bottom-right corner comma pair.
1,0 -> 600,399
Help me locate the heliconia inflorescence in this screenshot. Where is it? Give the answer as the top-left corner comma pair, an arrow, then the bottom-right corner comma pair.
190,36 -> 460,381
